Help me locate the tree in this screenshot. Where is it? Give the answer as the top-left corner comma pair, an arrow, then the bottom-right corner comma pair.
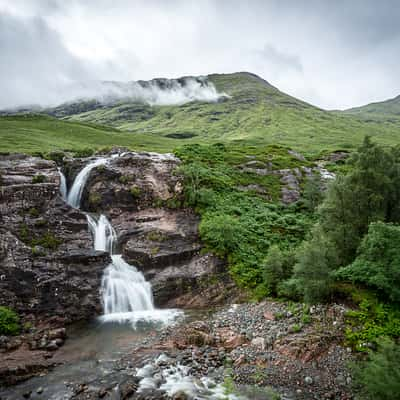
336,222 -> 400,302
302,173 -> 324,212
352,338 -> 400,400
262,245 -> 295,296
291,226 -> 339,303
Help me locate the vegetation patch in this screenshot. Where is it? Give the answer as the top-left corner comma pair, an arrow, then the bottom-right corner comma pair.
0,306 -> 20,336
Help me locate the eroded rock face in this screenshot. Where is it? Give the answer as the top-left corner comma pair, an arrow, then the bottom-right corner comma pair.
70,151 -> 227,308
0,154 -> 110,324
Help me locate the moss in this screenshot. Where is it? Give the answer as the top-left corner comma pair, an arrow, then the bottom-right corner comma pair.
146,231 -> 167,242
31,232 -> 62,250
28,207 -> 39,217
119,175 -> 130,184
0,306 -> 20,336
32,174 -> 46,184
150,246 -> 159,256
130,185 -> 141,198
89,192 -> 101,207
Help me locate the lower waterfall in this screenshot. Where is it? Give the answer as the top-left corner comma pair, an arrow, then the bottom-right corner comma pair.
61,157 -> 181,327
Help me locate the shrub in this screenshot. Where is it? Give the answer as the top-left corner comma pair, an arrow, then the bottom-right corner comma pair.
0,306 -> 20,335
344,293 -> 400,351
351,338 -> 400,400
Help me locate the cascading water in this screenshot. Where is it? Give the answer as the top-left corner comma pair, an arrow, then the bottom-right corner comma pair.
58,168 -> 67,201
67,158 -> 108,208
60,156 -> 180,327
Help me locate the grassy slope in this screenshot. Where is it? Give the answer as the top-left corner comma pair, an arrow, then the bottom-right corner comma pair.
61,72 -> 400,155
345,94 -> 400,120
0,114 -> 181,154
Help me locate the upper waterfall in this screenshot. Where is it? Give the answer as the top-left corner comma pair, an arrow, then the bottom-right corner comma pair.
66,158 -> 108,208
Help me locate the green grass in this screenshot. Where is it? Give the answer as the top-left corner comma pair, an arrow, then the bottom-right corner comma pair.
0,114 -> 179,154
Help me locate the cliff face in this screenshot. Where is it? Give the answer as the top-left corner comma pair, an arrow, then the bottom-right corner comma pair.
0,154 -> 110,324
0,151 -> 230,326
67,151 -> 230,308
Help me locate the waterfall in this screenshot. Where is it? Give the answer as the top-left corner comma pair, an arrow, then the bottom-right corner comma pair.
67,158 -> 108,208
87,214 -> 117,253
87,213 -> 156,316
61,156 -> 180,327
58,168 -> 67,201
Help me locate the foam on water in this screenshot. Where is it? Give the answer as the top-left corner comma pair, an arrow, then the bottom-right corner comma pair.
136,354 -> 245,400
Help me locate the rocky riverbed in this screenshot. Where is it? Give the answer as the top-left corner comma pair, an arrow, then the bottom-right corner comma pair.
8,301 -> 352,400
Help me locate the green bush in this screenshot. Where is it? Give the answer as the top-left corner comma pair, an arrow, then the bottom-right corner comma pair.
0,306 -> 20,335
352,338 -> 400,399
336,222 -> 400,302
345,293 -> 400,351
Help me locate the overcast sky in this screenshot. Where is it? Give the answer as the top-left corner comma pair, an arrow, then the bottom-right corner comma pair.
1,0 -> 399,110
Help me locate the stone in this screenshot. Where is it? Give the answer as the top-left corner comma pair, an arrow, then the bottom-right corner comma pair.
172,391 -> 189,400
251,337 -> 266,350
223,334 -> 247,350
304,376 -> 313,385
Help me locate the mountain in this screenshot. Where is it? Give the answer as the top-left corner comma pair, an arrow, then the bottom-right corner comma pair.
345,93 -> 400,121
1,72 -> 400,155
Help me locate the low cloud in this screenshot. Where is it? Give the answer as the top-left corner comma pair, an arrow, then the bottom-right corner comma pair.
0,13 -> 223,109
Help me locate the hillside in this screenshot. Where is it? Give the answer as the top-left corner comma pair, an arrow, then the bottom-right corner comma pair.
1,72 -> 400,155
345,93 -> 400,121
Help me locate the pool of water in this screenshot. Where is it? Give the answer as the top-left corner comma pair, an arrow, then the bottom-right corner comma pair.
0,312 -> 191,399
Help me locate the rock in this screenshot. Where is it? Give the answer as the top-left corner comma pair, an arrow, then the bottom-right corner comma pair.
36,387 -> 43,394
0,153 -> 111,323
251,337 -> 266,350
48,328 -> 66,340
223,334 -> 247,350
305,376 -> 313,385
264,311 -> 275,320
46,340 -> 59,351
172,391 -> 189,400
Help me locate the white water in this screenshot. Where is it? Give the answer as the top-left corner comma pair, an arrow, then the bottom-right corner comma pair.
58,168 -> 67,201
86,214 -> 116,253
62,156 -> 181,327
66,158 -> 108,208
136,354 -> 244,400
